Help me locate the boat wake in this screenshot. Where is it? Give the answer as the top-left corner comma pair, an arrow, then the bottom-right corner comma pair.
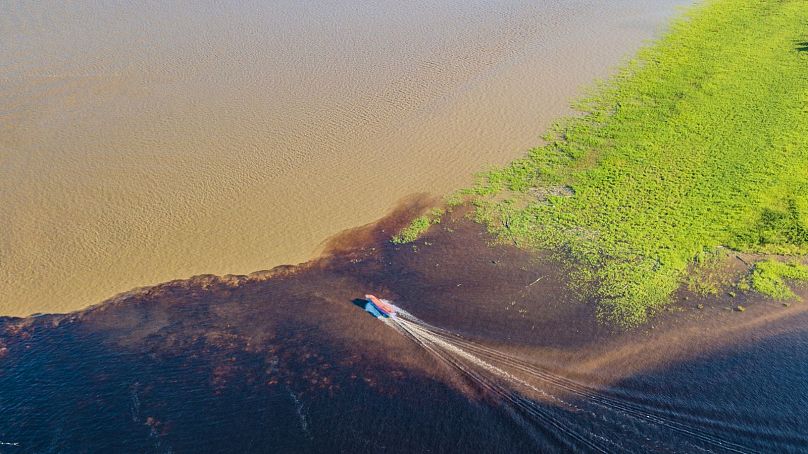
383,308 -> 758,454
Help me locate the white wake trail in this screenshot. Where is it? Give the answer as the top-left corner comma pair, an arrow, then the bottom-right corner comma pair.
388,316 -> 612,453
387,309 -> 754,454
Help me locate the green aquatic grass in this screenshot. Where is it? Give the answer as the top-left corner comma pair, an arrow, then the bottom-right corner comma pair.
392,209 -> 445,244
469,0 -> 808,327
746,260 -> 808,301
686,248 -> 730,297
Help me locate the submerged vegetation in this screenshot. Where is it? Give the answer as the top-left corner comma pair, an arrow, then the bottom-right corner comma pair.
744,260 -> 808,301
686,248 -> 730,297
465,0 -> 808,327
392,209 -> 445,244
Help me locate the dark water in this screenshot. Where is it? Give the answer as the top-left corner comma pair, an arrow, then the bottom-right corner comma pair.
1,205 -> 806,453
610,326 -> 808,453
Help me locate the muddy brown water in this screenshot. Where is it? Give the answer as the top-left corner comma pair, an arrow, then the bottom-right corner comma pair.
0,0 -> 693,315
1,202 -> 806,452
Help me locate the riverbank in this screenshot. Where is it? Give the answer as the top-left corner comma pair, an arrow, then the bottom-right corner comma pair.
450,0 -> 808,327
2,204 -> 806,451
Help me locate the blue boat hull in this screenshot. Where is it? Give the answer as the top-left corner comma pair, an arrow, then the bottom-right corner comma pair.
364,301 -> 389,318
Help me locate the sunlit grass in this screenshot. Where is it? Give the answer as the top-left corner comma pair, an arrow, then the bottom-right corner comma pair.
392,209 -> 445,244
745,261 -> 808,301
467,0 -> 808,327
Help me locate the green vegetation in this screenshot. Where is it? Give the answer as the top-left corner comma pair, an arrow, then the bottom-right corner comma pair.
466,0 -> 808,326
746,260 -> 808,301
686,248 -> 729,296
392,209 -> 445,244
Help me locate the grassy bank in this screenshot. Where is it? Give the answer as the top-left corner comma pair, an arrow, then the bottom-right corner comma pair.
458,0 -> 808,326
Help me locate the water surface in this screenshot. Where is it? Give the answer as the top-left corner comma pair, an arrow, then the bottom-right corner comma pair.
1,207 -> 804,452
1,0 -> 689,314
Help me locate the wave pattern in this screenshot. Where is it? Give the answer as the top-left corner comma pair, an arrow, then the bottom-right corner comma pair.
388,308 -> 791,453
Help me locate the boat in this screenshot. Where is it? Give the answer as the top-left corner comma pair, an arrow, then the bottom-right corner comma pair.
364,294 -> 396,318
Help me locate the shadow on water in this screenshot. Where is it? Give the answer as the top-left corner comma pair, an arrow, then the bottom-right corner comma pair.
0,198 -> 806,452
0,318 -> 539,453
351,298 -> 369,310
590,313 -> 808,453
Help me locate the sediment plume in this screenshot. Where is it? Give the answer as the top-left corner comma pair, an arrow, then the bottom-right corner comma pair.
1,201 -> 805,452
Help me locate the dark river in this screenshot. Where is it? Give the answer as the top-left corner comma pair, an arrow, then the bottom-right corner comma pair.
1,207 -> 805,453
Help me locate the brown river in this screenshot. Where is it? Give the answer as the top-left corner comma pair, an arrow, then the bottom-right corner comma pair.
0,0 -> 689,315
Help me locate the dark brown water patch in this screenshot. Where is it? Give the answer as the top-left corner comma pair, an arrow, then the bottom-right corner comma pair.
1,201 -> 806,452
318,193 -> 440,258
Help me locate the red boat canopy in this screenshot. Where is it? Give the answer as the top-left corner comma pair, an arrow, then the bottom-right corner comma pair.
365,294 -> 396,315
